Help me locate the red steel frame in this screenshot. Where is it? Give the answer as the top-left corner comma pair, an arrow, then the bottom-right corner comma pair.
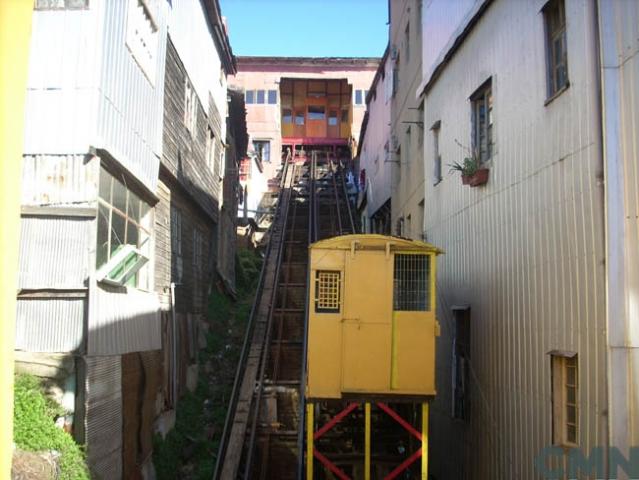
309,402 -> 424,480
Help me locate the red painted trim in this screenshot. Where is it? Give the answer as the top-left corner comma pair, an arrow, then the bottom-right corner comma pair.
383,449 -> 422,480
314,402 -> 359,440
282,137 -> 349,146
314,449 -> 351,480
376,403 -> 422,441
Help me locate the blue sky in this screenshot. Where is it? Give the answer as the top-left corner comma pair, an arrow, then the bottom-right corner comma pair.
219,0 -> 388,58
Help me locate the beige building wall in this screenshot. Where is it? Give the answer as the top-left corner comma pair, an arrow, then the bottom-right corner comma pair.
358,49 -> 392,232
420,0 -> 607,478
231,58 -> 379,182
390,0 -> 424,241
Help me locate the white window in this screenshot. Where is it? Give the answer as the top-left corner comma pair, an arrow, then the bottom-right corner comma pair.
126,0 -> 158,84
97,167 -> 152,289
184,79 -> 198,134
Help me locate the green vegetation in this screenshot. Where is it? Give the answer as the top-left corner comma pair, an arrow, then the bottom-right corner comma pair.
13,374 -> 89,480
153,249 -> 262,480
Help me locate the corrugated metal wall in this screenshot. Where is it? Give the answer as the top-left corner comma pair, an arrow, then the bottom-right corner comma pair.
84,356 -> 123,480
96,0 -> 168,192
21,154 -> 99,207
602,0 -> 639,452
24,9 -> 102,154
18,216 -> 92,289
421,1 -> 607,478
15,299 -> 85,353
88,285 -> 161,356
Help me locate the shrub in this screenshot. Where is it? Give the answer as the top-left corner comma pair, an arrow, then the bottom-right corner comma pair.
13,374 -> 89,480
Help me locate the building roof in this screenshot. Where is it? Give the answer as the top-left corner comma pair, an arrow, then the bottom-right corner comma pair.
310,234 -> 444,254
203,0 -> 237,74
237,56 -> 381,68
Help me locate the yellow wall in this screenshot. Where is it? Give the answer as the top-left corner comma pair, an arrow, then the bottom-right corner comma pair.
306,235 -> 441,400
0,1 -> 32,476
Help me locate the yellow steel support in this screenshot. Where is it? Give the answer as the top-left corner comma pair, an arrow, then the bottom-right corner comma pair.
306,403 -> 314,480
421,403 -> 429,480
364,402 -> 371,480
0,1 -> 32,478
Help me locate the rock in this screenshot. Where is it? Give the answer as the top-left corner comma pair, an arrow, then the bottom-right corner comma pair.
153,410 -> 176,439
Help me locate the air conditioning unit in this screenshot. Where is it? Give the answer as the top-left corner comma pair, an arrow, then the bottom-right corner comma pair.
390,45 -> 399,61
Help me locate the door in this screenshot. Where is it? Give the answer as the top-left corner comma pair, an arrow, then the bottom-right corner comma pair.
341,249 -> 392,393
391,253 -> 437,394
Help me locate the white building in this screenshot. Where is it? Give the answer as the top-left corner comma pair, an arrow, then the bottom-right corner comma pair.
416,0 -> 639,478
357,46 -> 392,234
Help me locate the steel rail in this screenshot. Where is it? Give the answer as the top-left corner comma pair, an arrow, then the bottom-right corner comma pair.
213,155 -> 291,480
296,151 -> 317,478
243,161 -> 300,479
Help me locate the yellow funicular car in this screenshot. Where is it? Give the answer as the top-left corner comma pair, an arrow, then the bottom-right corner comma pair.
305,234 -> 443,479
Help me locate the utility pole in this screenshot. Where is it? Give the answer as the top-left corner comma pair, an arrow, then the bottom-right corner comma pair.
0,1 -> 32,477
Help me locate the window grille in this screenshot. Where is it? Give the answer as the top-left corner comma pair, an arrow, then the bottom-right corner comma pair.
315,271 -> 341,313
393,254 -> 429,311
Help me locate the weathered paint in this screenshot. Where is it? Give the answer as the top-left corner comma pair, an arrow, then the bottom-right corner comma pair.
0,1 -> 32,476
21,154 -> 100,207
420,0 -> 607,478
24,2 -> 169,192
16,298 -> 85,353
88,284 -> 161,355
82,355 -> 123,479
18,216 -> 92,289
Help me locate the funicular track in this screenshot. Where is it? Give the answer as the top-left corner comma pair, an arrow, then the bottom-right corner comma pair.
215,150 -> 357,479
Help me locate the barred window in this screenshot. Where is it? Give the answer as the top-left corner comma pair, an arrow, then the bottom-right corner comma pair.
393,254 -> 430,311
315,271 -> 341,313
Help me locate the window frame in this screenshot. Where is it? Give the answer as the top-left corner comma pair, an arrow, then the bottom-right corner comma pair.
452,307 -> 471,422
97,167 -> 152,289
253,140 -> 271,163
245,90 -> 255,104
314,270 -> 342,313
551,353 -> 579,447
470,78 -> 493,165
256,89 -> 265,104
431,120 -> 442,185
543,0 -> 569,101
267,89 -> 278,104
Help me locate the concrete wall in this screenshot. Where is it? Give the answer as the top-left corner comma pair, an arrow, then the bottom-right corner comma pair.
420,0 -> 607,478
231,58 -> 379,182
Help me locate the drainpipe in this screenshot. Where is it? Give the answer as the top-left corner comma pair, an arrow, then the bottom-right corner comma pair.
0,2 -> 32,477
597,0 -> 638,472
170,283 -> 179,405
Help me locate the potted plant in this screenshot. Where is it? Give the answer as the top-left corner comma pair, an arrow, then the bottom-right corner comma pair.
448,145 -> 490,187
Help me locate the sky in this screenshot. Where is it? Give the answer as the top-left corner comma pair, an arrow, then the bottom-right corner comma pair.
219,0 -> 388,58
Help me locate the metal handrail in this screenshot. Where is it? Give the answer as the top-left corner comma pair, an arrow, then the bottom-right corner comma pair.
213,154 -> 291,480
